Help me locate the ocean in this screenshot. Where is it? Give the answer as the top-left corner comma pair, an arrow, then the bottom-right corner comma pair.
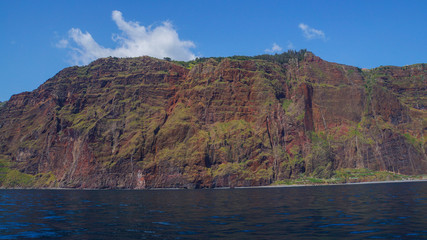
1,181 -> 426,239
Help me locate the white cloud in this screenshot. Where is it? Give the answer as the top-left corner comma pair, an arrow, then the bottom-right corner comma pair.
287,41 -> 295,50
265,43 -> 283,53
298,23 -> 326,40
55,39 -> 68,48
58,10 -> 196,65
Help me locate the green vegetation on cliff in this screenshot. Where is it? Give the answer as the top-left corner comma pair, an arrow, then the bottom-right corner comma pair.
0,158 -> 57,188
274,168 -> 421,186
0,50 -> 425,189
174,49 -> 307,69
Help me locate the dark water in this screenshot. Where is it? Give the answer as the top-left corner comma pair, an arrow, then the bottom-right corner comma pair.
1,182 -> 426,239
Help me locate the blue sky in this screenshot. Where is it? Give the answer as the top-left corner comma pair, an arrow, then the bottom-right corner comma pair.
1,0 -> 426,101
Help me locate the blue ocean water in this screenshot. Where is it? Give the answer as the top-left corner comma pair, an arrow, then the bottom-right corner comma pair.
0,181 -> 426,239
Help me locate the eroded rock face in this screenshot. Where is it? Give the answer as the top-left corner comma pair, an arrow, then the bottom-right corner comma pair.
0,53 -> 426,188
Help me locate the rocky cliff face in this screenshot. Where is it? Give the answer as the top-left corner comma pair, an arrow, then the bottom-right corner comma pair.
0,51 -> 426,188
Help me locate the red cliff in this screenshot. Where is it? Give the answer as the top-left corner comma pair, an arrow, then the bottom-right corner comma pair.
0,51 -> 425,188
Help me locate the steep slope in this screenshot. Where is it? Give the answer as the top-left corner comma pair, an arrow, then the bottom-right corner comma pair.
0,52 -> 425,188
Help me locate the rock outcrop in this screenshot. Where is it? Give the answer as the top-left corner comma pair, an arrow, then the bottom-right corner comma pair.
0,51 -> 426,188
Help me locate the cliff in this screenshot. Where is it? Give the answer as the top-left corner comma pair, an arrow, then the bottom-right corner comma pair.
0,51 -> 426,188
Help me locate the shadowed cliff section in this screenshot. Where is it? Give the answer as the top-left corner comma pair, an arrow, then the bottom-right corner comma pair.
0,51 -> 426,189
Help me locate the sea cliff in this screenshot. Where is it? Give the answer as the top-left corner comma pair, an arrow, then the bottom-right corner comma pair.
0,51 -> 426,188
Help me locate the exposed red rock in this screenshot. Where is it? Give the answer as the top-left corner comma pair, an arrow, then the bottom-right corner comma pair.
0,52 -> 425,188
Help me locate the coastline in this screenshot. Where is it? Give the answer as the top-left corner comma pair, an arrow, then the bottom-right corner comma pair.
239,178 -> 427,189
2,178 -> 427,190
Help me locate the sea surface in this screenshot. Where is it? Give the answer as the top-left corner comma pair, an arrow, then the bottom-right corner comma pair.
1,181 -> 426,239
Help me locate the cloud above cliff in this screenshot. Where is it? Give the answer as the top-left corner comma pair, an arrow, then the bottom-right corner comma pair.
298,23 -> 326,40
265,43 -> 283,53
57,10 -> 196,65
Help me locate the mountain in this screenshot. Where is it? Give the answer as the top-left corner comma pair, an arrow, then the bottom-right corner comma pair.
0,51 -> 426,189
